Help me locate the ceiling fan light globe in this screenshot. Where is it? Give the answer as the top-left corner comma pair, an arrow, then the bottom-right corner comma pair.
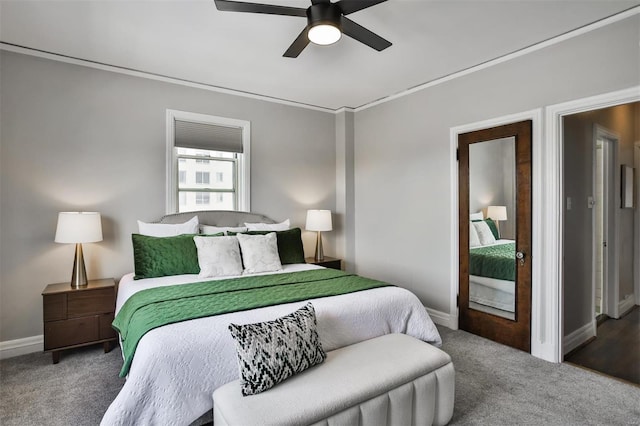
308,24 -> 341,45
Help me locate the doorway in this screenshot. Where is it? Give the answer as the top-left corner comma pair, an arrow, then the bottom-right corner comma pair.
593,128 -> 617,320
560,101 -> 639,385
458,120 -> 532,352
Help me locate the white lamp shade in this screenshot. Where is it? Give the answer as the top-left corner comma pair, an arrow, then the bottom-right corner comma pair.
55,212 -> 103,243
487,206 -> 507,221
305,210 -> 332,232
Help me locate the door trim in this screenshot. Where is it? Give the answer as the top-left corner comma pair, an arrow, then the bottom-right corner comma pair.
635,141 -> 640,306
449,109 -> 543,348
591,129 -> 609,319
545,85 -> 640,363
592,126 -> 620,320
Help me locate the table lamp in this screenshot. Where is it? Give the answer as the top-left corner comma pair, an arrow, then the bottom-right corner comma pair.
305,210 -> 332,261
55,212 -> 103,288
486,205 -> 507,237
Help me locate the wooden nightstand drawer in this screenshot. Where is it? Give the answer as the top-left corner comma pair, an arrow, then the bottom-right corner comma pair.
44,316 -> 99,350
68,288 -> 114,317
43,293 -> 67,321
99,313 -> 117,340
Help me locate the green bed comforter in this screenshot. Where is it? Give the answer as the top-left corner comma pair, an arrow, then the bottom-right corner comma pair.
469,242 -> 516,281
113,269 -> 392,377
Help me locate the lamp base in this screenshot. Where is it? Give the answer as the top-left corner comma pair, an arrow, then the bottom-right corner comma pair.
70,243 -> 88,289
314,231 -> 324,262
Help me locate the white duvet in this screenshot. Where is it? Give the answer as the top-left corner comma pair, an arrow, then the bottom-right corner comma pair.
101,265 -> 442,426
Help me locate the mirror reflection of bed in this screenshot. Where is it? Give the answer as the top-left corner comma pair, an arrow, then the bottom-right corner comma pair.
468,137 -> 516,321
469,227 -> 516,321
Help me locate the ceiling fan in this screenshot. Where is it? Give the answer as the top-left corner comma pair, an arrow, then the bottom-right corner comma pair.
214,0 -> 392,58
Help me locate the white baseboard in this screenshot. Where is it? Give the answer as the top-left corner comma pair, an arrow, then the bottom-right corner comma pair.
0,335 -> 43,360
425,307 -> 453,329
563,321 -> 596,355
618,295 -> 636,317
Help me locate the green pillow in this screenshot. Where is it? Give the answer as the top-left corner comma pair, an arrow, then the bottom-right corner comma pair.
473,218 -> 500,240
132,233 -> 223,280
484,218 -> 500,239
229,228 -> 305,265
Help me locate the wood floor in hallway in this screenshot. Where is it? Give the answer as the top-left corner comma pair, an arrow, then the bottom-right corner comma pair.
565,305 -> 639,386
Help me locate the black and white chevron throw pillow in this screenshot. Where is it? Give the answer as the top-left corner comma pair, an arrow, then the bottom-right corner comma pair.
228,302 -> 326,396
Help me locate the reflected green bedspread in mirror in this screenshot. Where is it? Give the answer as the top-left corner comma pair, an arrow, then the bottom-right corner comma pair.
470,242 -> 515,281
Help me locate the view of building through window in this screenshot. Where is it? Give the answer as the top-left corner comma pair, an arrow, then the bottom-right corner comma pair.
176,147 -> 236,211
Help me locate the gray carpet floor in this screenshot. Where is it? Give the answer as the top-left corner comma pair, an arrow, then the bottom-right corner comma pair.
1,326 -> 639,425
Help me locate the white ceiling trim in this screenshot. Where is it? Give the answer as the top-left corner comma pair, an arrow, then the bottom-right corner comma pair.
1,5 -> 638,115
354,5 -> 640,112
334,107 -> 356,114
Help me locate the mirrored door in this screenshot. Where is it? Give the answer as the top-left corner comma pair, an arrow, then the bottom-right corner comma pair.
458,120 -> 532,352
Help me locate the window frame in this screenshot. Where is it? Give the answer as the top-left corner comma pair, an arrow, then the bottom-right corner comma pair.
166,109 -> 250,213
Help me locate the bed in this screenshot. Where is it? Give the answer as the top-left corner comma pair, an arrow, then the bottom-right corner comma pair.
101,211 -> 442,425
469,239 -> 516,320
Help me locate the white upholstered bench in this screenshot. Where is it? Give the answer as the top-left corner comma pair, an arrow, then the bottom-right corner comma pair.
213,333 -> 455,426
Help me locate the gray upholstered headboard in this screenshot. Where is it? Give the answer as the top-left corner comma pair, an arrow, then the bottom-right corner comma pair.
157,210 -> 276,227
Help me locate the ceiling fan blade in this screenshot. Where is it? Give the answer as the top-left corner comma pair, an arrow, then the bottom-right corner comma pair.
283,27 -> 310,58
337,0 -> 387,15
340,16 -> 391,51
214,0 -> 306,17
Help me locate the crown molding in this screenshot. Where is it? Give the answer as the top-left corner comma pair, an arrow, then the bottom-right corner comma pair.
0,42 -> 335,114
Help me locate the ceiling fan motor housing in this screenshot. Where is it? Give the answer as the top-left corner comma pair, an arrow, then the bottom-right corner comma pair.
307,3 -> 342,32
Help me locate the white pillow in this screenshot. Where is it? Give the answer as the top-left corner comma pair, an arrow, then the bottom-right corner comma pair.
245,219 -> 290,232
469,222 -> 481,248
137,216 -> 199,237
200,225 -> 248,235
470,212 -> 484,221
473,221 -> 496,246
236,232 -> 282,274
194,236 -> 243,278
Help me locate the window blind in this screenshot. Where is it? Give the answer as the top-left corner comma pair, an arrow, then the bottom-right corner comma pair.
174,120 -> 243,153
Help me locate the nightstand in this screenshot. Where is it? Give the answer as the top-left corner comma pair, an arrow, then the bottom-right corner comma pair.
42,278 -> 117,364
305,256 -> 342,270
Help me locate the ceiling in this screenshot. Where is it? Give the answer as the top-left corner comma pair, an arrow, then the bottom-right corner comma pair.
1,0 -> 638,110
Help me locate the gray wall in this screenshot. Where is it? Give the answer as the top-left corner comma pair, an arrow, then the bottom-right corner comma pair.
353,15 -> 640,314
0,51 -> 336,342
563,103 -> 638,334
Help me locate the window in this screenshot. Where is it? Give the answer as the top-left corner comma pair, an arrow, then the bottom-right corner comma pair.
167,110 -> 250,213
195,171 -> 210,184
195,192 -> 210,205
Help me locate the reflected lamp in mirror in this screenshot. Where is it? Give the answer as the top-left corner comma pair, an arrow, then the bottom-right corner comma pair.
486,206 -> 507,238
55,212 -> 103,288
305,210 -> 332,262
